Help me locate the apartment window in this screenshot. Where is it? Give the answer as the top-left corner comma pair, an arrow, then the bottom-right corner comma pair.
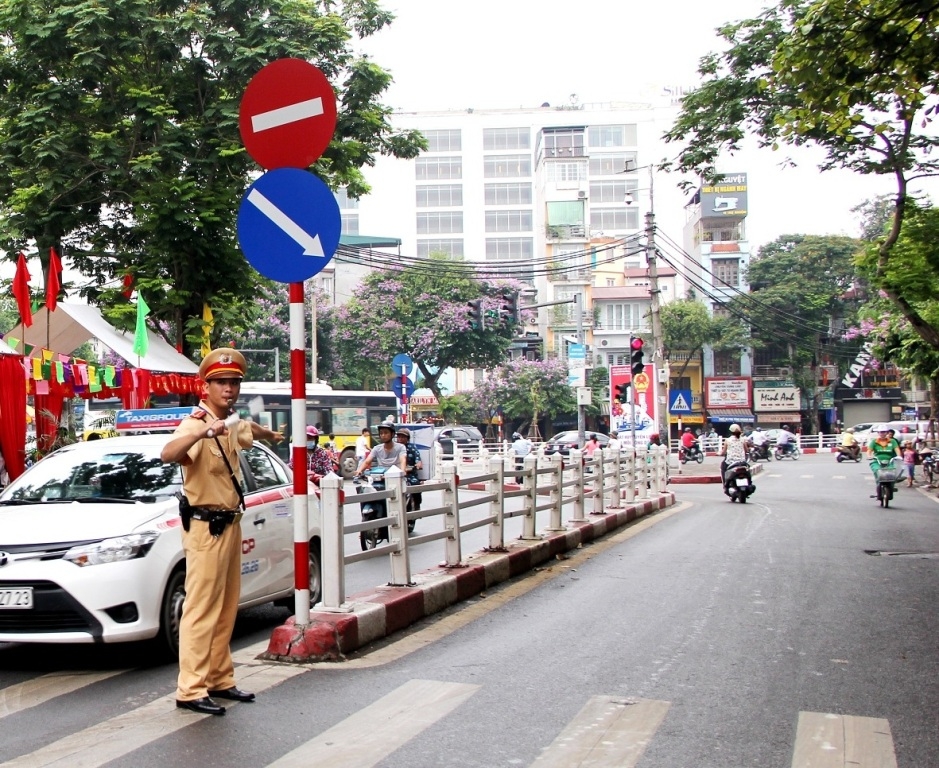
486,237 -> 533,259
423,129 -> 461,152
340,214 -> 359,235
484,154 -> 531,178
485,210 -> 532,232
590,208 -> 639,231
589,179 -> 637,203
545,161 -> 587,183
335,187 -> 359,210
483,127 -> 530,150
601,302 -> 645,331
607,353 -> 628,367
542,127 -> 585,158
417,239 -> 464,257
589,152 -> 637,176
553,287 -> 582,324
713,349 -> 740,376
701,221 -> 745,242
712,303 -> 730,319
416,157 -> 462,180
484,183 -> 532,205
416,184 -> 463,207
712,259 -> 740,287
587,124 -> 638,147
606,278 -> 615,287
416,211 -> 463,234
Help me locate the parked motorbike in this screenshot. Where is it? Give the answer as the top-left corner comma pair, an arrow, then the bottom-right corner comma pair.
835,444 -> 862,463
678,441 -> 704,464
773,442 -> 801,461
723,460 -> 756,503
922,450 -> 936,486
870,457 -> 902,508
354,468 -> 390,550
748,442 -> 773,462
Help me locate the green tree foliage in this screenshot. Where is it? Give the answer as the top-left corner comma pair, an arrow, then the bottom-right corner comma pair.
660,298 -> 748,382
470,358 -> 575,440
323,254 -> 522,397
854,202 -> 939,416
0,0 -> 424,355
664,0 -> 939,349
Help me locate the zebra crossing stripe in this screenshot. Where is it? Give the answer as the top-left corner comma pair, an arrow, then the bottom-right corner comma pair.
531,696 -> 670,767
0,670 -> 128,720
267,679 -> 479,768
791,712 -> 897,768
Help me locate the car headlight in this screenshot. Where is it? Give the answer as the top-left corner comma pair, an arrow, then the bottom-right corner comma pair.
64,532 -> 160,567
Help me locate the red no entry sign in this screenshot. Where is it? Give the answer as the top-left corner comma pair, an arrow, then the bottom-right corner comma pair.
239,58 -> 338,170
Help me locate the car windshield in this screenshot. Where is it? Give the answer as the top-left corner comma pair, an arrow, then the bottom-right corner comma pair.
0,444 -> 182,504
550,432 -> 582,443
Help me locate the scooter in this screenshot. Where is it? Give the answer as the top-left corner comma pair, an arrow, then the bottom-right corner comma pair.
354,468 -> 390,550
922,450 -> 936,486
678,441 -> 704,464
773,442 -> 801,461
748,442 -> 773,462
723,460 -> 756,503
870,457 -> 902,508
835,444 -> 862,463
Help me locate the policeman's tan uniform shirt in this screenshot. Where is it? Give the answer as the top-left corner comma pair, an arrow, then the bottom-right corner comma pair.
175,406 -> 252,701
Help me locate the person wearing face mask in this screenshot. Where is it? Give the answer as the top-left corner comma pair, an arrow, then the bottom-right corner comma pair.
161,348 -> 282,716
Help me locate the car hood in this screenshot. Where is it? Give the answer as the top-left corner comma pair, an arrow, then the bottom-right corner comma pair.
0,500 -> 176,546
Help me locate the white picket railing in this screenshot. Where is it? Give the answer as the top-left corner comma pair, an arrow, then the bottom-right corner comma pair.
317,446 -> 669,611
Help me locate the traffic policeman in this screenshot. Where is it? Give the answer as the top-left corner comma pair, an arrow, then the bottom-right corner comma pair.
161,347 -> 282,716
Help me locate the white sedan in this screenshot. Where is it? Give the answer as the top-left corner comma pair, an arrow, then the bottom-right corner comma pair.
0,434 -> 321,657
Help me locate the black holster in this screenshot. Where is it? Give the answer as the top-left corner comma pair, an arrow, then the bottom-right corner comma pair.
207,514 -> 230,537
178,495 -> 192,532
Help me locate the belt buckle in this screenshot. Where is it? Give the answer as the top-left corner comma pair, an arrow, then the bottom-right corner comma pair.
233,511 -> 244,524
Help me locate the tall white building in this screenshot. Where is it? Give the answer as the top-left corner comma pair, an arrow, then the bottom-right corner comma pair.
342,101 -> 686,376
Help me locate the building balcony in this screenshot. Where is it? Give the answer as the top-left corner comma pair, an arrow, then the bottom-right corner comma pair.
546,224 -> 587,240
547,267 -> 592,283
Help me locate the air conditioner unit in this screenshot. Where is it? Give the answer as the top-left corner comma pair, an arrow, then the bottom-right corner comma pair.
577,190 -> 587,199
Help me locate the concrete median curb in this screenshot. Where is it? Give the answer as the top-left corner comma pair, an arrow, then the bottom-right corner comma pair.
260,491 -> 676,663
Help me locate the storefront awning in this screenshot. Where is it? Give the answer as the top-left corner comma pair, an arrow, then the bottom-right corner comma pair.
708,408 -> 755,424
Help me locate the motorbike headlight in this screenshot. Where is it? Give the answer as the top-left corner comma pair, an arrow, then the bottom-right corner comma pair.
64,532 -> 160,567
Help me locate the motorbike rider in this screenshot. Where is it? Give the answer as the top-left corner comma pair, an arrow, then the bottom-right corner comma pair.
356,421 -> 407,475
720,423 -> 748,490
867,425 -> 902,467
749,427 -> 770,459
839,427 -> 860,459
775,424 -> 798,456
510,431 -> 531,484
289,426 -> 334,484
396,427 -> 423,510
680,427 -> 699,458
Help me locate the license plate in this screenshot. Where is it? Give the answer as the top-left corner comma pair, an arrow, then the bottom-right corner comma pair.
735,478 -> 749,487
0,587 -> 33,609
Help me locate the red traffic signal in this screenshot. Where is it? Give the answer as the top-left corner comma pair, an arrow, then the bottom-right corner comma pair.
630,336 -> 644,351
630,336 -> 645,375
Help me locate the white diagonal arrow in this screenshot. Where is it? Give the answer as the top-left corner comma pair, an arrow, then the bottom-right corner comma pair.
247,188 -> 324,257
251,97 -> 324,133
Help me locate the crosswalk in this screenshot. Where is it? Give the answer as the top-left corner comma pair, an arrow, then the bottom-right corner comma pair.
0,645 -> 900,768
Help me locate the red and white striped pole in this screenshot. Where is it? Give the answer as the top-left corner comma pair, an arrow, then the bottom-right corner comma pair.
289,281 -> 310,624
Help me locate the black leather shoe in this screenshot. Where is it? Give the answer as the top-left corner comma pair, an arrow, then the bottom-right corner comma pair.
208,687 -> 255,702
176,697 -> 226,715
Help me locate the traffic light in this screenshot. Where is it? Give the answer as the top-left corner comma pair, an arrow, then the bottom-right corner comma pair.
468,299 -> 485,331
614,382 -> 630,403
508,291 -> 521,324
630,336 -> 645,375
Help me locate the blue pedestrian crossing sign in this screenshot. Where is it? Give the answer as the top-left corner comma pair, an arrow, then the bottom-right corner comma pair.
669,389 -> 693,414
237,167 -> 341,283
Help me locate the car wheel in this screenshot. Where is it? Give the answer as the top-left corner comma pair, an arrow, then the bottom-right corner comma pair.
339,449 -> 357,479
156,566 -> 186,660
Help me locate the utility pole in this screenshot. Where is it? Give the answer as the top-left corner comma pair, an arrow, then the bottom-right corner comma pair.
575,293 -> 586,449
645,208 -> 669,446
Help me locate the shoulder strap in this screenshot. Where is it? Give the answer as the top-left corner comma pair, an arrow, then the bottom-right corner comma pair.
214,435 -> 246,511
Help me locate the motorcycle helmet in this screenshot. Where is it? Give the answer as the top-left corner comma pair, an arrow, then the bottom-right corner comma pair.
512,432 -> 521,440
305,426 -> 319,438
846,427 -> 854,433
684,427 -> 691,432
729,423 -> 742,434
395,427 -> 411,439
377,421 -> 395,435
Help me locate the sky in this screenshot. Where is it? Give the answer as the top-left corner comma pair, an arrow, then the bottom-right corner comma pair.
358,0 -> 936,252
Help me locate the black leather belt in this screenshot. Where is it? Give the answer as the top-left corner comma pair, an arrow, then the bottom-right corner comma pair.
190,509 -> 242,522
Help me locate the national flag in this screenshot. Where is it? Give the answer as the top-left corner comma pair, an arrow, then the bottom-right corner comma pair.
47,247 -> 63,312
201,302 -> 214,357
133,293 -> 150,357
12,252 -> 33,327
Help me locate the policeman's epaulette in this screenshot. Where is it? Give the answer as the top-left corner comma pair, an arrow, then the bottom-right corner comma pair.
188,409 -> 209,421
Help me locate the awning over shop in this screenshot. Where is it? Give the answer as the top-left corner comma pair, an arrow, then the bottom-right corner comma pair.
708,408 -> 755,424
756,412 -> 801,424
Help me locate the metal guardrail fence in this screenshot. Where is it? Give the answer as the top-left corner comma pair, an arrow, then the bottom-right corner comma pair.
317,445 -> 669,611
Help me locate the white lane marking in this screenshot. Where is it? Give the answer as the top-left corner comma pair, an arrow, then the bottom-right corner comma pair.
267,679 -> 479,768
0,663 -> 306,768
790,711 -> 897,768
246,188 -> 324,256
251,97 -> 324,132
0,670 -> 128,720
531,696 -> 670,768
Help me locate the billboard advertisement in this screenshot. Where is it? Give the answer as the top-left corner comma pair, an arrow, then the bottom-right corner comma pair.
609,365 -> 658,445
700,172 -> 748,219
705,377 -> 751,409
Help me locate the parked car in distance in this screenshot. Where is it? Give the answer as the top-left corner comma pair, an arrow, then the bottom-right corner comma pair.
543,431 -> 610,456
0,434 -> 321,658
434,425 -> 485,458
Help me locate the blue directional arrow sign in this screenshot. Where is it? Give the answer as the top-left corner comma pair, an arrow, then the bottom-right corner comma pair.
237,168 -> 341,283
391,353 -> 414,376
391,378 -> 415,399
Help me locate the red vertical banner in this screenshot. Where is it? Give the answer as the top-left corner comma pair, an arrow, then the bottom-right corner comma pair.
609,364 -> 658,445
